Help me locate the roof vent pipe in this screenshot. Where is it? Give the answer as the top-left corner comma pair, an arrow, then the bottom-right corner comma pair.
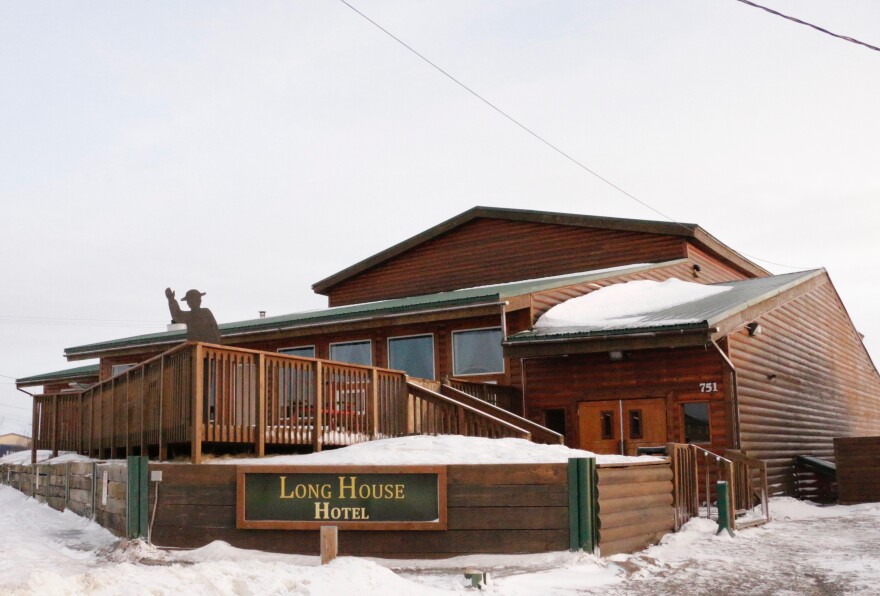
259,311 -> 266,319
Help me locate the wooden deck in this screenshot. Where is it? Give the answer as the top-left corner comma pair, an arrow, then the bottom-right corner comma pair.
30,342 -> 559,463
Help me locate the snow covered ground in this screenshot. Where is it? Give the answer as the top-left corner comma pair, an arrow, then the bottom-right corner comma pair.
2,483 -> 879,595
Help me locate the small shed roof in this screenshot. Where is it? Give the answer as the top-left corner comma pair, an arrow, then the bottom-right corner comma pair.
16,363 -> 101,387
65,261 -> 678,359
506,269 -> 824,343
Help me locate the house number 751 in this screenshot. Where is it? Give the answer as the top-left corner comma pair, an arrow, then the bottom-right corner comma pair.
699,382 -> 718,393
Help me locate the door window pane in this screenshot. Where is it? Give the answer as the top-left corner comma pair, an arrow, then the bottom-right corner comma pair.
452,328 -> 504,375
278,346 -> 316,358
388,335 -> 435,379
600,411 -> 615,439
683,402 -> 711,443
629,410 -> 643,440
329,341 -> 372,366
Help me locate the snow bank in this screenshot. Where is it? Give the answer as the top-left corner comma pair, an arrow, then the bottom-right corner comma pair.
535,278 -> 731,329
211,435 -> 662,466
0,450 -> 93,465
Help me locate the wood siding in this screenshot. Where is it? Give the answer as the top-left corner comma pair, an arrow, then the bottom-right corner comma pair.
146,463 -> 570,558
597,462 -> 675,556
522,347 -> 730,454
324,218 -> 688,306
834,436 -> 880,504
729,278 -> 880,495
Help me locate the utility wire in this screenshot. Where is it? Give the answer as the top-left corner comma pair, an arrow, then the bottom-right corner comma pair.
733,0 -> 880,53
335,0 -> 808,270
336,0 -> 679,225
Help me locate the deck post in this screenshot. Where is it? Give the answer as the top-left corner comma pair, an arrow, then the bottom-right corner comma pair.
191,344 -> 204,464
313,361 -> 323,452
31,398 -> 38,464
51,394 -> 59,458
371,368 -> 379,439
158,356 -> 166,461
255,352 -> 266,457
109,379 -> 116,460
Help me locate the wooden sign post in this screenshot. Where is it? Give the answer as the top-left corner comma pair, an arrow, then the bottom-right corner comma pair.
320,526 -> 338,565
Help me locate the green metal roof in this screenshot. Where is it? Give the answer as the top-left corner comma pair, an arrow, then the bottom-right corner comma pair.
64,261 -> 679,358
17,363 -> 100,386
506,270 -> 823,344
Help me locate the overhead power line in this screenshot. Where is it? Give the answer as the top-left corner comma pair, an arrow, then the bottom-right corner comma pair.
334,1 -> 808,270
733,0 -> 880,53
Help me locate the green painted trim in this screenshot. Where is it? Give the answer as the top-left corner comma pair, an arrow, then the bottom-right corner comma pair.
568,459 -> 579,551
126,456 -> 149,538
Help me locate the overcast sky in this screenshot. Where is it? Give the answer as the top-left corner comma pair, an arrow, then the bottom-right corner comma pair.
2,1 -> 879,436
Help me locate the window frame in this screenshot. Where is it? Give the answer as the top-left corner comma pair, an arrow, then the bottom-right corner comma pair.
277,345 -> 317,359
451,326 -> 505,377
387,333 -> 436,380
328,339 -> 373,367
680,401 -> 712,445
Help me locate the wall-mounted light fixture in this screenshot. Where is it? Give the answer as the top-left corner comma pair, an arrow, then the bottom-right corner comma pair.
609,350 -> 624,362
746,322 -> 763,336
692,263 -> 702,278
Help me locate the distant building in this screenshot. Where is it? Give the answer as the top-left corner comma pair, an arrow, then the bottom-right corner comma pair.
0,433 -> 32,457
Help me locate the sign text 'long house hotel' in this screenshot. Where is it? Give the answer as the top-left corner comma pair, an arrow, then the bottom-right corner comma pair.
236,466 -> 448,530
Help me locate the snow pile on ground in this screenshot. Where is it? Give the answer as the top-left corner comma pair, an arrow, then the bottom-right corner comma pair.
535,278 -> 731,329
3,485 -> 880,595
214,435 -> 661,466
0,450 -> 94,465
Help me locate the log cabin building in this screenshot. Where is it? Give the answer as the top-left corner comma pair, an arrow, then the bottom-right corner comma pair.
17,207 -> 880,494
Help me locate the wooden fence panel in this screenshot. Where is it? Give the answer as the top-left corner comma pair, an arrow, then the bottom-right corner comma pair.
835,436 -> 880,504
597,461 -> 674,556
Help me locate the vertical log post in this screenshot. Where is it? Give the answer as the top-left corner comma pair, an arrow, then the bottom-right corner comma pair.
313,361 -> 323,452
192,344 -> 204,464
255,353 -> 266,457
51,394 -> 59,458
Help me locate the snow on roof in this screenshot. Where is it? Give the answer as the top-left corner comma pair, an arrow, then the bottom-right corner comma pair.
535,278 -> 732,330
211,435 -> 661,466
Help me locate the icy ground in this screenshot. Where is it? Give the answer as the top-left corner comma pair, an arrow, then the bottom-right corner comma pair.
1,485 -> 878,596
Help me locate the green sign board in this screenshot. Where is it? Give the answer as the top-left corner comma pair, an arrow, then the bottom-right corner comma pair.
237,465 -> 447,530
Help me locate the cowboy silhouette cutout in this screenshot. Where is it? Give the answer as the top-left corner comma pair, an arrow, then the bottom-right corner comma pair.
165,287 -> 222,344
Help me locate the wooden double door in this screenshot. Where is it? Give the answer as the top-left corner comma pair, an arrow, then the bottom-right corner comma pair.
578,398 -> 667,455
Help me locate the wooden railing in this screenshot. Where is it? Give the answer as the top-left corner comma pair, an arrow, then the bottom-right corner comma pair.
439,384 -> 562,444
407,383 -> 531,440
667,443 -> 770,531
31,343 -> 538,463
447,378 -> 523,414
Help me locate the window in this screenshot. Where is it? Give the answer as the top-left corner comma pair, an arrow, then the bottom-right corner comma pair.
682,402 -> 711,443
629,410 -> 643,440
600,411 -> 615,440
452,327 -> 504,376
544,409 -> 566,437
111,363 -> 135,377
329,340 -> 372,366
278,345 -> 316,359
388,335 -> 435,379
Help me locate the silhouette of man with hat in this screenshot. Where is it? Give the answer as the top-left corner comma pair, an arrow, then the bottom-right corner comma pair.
165,288 -> 222,344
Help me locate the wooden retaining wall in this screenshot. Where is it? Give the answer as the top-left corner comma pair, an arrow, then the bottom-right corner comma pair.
835,436 -> 880,504
148,463 -> 571,558
597,461 -> 675,556
0,461 -> 127,536
2,459 -> 676,557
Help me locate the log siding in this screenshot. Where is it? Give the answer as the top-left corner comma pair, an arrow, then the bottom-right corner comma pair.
729,277 -> 880,494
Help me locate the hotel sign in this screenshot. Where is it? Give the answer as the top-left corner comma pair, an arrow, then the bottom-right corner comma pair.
236,466 -> 447,530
